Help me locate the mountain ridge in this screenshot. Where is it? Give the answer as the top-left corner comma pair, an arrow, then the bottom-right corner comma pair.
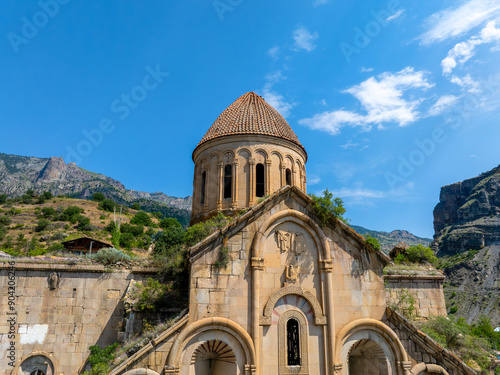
0,152 -> 192,225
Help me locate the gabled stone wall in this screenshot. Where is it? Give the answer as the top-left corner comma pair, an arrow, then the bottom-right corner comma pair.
0,262 -> 157,375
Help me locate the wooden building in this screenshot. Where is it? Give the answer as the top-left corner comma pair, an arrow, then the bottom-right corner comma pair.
62,237 -> 112,255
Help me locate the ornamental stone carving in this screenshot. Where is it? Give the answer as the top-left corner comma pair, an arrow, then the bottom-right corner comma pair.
48,272 -> 60,289
260,286 -> 327,326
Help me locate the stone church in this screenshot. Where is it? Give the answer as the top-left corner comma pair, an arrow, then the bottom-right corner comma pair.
1,93 -> 477,375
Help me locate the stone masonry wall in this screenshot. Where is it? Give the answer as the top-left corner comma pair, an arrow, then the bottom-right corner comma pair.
0,262 -> 157,375
384,275 -> 447,318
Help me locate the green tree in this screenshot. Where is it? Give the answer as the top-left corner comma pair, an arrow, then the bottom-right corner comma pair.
119,232 -> 135,249
76,215 -> 92,231
131,202 -> 141,210
41,207 -> 56,218
406,244 -> 437,264
43,191 -> 53,200
0,194 -> 7,204
159,217 -> 182,230
130,211 -> 153,226
310,189 -> 348,225
35,218 -> 50,232
92,192 -> 105,201
99,198 -> 116,212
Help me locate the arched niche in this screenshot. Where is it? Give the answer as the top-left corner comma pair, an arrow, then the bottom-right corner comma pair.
13,353 -> 57,375
348,339 -> 390,375
336,319 -> 408,375
166,317 -> 256,375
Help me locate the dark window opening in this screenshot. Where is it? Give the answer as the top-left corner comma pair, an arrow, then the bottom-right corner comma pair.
31,371 -> 45,375
287,318 -> 301,366
200,171 -> 206,205
256,163 -> 265,197
285,168 -> 292,186
224,165 -> 232,199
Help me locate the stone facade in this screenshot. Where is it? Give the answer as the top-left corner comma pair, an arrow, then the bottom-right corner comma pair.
112,92 -> 475,375
0,263 -> 156,375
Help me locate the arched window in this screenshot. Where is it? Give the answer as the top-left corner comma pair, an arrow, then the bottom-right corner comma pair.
285,168 -> 292,186
224,164 -> 232,199
287,318 -> 301,366
256,163 -> 265,197
200,171 -> 206,205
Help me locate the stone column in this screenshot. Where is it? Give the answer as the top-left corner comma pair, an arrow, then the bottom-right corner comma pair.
249,158 -> 255,205
265,159 -> 272,195
232,159 -> 239,208
251,256 -> 264,375
204,165 -> 210,211
292,165 -> 298,188
217,161 -> 223,209
320,259 -> 335,375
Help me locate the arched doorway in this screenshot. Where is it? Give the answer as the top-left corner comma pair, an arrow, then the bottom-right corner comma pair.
190,340 -> 238,375
348,339 -> 389,375
18,355 -> 54,375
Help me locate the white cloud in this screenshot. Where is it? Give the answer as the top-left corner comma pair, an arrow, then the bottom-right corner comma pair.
441,20 -> 500,74
450,74 -> 482,93
307,175 -> 321,185
262,89 -> 295,118
360,67 -> 374,73
299,67 -> 433,135
265,70 -> 286,84
419,0 -> 500,45
428,95 -> 460,116
340,140 -> 368,150
387,9 -> 405,22
328,182 -> 415,205
267,46 -> 280,60
292,26 -> 319,52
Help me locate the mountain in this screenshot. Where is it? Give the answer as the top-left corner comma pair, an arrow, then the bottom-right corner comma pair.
351,225 -> 432,253
431,164 -> 500,325
432,164 -> 500,256
0,152 -> 192,224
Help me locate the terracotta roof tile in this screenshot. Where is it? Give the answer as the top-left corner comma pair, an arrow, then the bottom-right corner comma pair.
196,92 -> 305,152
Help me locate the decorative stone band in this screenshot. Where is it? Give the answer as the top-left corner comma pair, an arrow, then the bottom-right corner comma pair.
250,257 -> 264,270
399,361 -> 413,370
164,365 -> 179,374
260,285 -> 327,326
319,259 -> 333,273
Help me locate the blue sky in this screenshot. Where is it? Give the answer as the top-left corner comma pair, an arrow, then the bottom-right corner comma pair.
1,1 -> 500,238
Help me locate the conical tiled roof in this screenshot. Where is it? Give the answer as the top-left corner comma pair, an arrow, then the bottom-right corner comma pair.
195,92 -> 305,152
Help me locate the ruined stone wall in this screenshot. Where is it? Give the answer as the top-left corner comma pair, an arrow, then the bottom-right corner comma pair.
384,275 -> 447,318
0,262 -> 157,375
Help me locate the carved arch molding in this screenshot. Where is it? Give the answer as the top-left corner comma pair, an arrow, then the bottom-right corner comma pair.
260,286 -> 327,326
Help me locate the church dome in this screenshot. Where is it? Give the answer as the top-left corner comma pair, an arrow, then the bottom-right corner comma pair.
191,91 -> 307,225
195,92 -> 305,156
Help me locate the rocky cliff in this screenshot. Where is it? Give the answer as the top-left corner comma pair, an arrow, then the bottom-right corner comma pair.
432,165 -> 500,256
432,165 -> 500,325
0,152 -> 192,211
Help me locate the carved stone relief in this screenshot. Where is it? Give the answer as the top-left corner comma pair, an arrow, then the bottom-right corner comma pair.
275,230 -> 306,256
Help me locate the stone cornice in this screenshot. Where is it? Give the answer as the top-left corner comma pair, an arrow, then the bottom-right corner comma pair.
0,261 -> 159,274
